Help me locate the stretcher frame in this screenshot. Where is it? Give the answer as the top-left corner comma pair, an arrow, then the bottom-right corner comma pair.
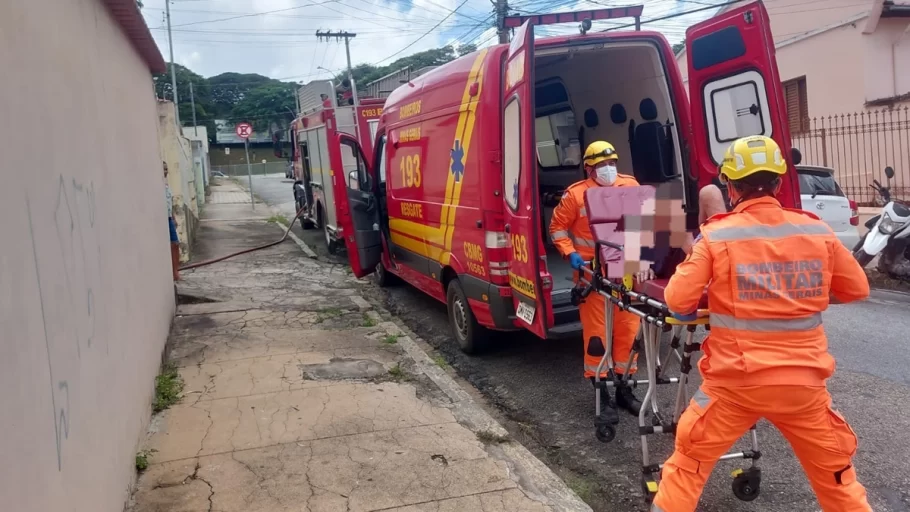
576,238 -> 763,504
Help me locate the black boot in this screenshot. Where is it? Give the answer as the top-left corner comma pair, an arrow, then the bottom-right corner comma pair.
615,383 -> 642,415
598,387 -> 619,425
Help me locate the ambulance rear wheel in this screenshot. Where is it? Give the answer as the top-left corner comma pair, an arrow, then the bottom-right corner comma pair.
446,279 -> 490,354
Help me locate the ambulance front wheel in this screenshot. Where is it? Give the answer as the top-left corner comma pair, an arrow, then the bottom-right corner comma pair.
446,279 -> 490,354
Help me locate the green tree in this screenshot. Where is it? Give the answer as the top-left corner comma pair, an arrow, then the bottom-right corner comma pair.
153,63 -> 215,136
207,72 -> 277,118
231,83 -> 298,133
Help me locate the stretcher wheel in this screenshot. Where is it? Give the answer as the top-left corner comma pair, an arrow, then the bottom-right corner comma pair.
731,468 -> 761,502
595,424 -> 615,443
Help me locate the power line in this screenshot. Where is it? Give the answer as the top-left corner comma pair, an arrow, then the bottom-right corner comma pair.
171,0 -> 340,27
374,0 -> 473,64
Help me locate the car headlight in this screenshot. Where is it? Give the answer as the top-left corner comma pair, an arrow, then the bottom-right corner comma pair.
880,212 -> 896,234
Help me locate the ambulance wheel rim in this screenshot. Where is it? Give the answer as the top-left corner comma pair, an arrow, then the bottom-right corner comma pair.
453,296 -> 468,340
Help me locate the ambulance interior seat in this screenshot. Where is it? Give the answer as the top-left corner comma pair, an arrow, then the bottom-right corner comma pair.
629,98 -> 676,184
583,186 -> 708,309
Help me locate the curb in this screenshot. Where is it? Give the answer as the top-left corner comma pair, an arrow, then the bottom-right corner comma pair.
359,309 -> 593,512
273,221 -> 318,259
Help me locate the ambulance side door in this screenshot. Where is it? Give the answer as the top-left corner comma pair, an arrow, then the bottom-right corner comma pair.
334,133 -> 382,278
502,20 -> 548,339
685,1 -> 801,208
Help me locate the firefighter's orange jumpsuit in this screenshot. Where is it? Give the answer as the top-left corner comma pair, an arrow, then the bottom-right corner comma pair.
550,175 -> 641,378
652,196 -> 871,512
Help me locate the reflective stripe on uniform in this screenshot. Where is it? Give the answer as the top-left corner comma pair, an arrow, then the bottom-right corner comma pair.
708,222 -> 831,242
579,207 -> 587,217
710,312 -> 823,332
551,230 -> 570,241
575,237 -> 596,247
651,503 -> 666,512
692,387 -> 710,408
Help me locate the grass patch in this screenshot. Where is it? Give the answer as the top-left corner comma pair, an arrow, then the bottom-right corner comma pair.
476,430 -> 510,445
315,307 -> 344,324
565,474 -> 596,502
388,363 -> 405,380
135,449 -> 157,472
382,334 -> 399,344
362,313 -> 378,327
153,364 -> 184,413
266,214 -> 290,225
432,356 -> 448,369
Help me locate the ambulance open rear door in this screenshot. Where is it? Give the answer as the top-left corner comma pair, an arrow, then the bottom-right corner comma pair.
502,20 -> 549,339
685,0 -> 801,208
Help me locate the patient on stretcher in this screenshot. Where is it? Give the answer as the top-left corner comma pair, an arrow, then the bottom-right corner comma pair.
582,184 -> 709,308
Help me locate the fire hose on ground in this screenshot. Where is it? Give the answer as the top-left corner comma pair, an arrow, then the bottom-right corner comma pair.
178,205 -> 308,272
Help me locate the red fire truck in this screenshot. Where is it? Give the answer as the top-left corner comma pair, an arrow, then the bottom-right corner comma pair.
288,80 -> 385,253
328,2 -> 803,352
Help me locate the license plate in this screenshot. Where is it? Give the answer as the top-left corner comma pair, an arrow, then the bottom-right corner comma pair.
516,302 -> 536,324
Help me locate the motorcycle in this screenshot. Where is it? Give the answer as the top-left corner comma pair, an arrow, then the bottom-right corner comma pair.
853,166 -> 910,276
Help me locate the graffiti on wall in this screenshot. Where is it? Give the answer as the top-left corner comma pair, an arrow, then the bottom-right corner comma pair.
26,175 -> 103,470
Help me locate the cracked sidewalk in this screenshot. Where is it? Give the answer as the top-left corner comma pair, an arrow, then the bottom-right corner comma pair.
129,187 -> 591,512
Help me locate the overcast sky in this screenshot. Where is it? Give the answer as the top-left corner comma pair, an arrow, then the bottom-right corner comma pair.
141,0 -> 723,83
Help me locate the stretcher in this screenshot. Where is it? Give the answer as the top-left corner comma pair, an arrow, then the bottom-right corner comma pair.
577,186 -> 762,505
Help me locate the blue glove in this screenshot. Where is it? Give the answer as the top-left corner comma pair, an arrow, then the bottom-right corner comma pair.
670,311 -> 698,322
569,252 -> 585,270
693,233 -> 703,244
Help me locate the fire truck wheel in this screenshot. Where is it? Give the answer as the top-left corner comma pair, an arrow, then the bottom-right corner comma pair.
296,198 -> 315,230
446,279 -> 490,354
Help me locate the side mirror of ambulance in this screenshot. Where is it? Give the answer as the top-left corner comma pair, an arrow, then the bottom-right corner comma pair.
348,170 -> 360,191
790,147 -> 802,166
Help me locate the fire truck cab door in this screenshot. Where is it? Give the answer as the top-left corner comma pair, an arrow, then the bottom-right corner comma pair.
685,0 -> 801,208
334,133 -> 381,278
503,20 -> 548,339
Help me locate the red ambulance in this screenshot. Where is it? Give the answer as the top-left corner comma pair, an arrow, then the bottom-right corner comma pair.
288,80 -> 384,253
329,2 -> 803,352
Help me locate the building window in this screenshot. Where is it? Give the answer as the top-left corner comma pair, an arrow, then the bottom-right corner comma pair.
783,77 -> 809,134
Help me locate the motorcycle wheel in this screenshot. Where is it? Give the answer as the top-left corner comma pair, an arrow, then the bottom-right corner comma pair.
853,248 -> 875,267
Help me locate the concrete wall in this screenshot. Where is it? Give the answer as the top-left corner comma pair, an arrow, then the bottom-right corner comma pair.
863,17 -> 910,103
0,1 -> 175,511
210,143 -> 286,166
158,101 -> 199,262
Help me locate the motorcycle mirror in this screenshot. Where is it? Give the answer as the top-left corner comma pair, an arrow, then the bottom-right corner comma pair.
790,147 -> 802,166
885,166 -> 895,179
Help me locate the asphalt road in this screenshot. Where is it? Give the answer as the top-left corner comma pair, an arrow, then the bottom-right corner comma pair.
245,173 -> 910,512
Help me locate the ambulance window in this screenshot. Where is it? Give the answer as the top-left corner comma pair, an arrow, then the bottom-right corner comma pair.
340,141 -> 367,189
702,70 -> 772,165
504,98 -> 521,211
376,135 -> 387,184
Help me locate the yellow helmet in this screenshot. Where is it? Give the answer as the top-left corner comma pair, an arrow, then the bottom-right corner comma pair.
583,141 -> 619,167
719,135 -> 787,182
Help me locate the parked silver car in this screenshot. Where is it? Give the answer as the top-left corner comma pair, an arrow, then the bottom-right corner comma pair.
796,165 -> 860,249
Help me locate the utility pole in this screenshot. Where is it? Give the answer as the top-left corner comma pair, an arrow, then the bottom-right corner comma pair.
165,0 -> 180,127
189,82 -> 198,136
494,0 -> 510,44
316,30 -> 360,142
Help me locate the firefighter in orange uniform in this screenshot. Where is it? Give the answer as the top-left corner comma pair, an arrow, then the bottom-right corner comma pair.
549,141 -> 645,421
652,135 -> 871,512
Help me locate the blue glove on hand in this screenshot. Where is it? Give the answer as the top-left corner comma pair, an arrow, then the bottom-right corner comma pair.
693,233 -> 703,244
670,311 -> 698,322
569,252 -> 585,270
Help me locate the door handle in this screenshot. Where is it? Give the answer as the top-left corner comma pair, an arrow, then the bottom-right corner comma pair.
504,224 -> 511,234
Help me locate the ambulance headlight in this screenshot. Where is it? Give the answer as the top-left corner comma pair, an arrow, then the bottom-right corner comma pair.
879,212 -> 896,234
